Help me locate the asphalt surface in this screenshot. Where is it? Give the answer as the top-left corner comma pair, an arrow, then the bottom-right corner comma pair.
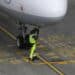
0,0 -> 75,75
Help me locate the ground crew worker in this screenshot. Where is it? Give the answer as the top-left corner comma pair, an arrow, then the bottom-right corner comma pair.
29,28 -> 39,61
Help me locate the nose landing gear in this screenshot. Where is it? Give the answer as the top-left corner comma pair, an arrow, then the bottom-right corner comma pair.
17,35 -> 24,49
16,24 -> 39,49
17,24 -> 27,49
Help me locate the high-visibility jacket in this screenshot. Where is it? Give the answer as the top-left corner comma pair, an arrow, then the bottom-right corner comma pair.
29,34 -> 36,44
29,34 -> 37,59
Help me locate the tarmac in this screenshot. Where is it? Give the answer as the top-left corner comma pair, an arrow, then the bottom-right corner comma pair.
0,0 -> 75,75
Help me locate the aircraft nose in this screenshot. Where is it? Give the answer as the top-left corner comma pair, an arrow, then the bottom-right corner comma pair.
22,0 -> 68,24
23,0 -> 68,18
40,0 -> 68,18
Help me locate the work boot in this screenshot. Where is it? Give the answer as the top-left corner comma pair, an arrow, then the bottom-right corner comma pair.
29,56 -> 39,61
33,53 -> 39,60
28,58 -> 32,61
32,56 -> 39,61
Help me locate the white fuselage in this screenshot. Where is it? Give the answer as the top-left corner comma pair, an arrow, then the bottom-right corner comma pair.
0,0 -> 68,25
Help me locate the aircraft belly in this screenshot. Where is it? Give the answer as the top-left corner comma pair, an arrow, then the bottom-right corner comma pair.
0,0 -> 68,26
8,8 -> 64,25
22,0 -> 68,18
0,5 -> 65,26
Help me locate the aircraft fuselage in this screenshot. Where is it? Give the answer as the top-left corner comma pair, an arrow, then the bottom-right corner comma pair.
0,0 -> 68,26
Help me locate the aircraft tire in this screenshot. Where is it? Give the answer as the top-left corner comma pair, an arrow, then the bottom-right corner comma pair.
17,35 -> 24,49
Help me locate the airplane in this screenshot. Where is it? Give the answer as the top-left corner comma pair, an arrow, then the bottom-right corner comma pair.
0,0 -> 68,49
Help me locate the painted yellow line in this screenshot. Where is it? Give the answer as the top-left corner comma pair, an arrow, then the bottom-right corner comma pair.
37,55 -> 64,75
30,61 -> 70,65
0,26 -> 16,40
22,56 -> 66,65
0,26 -> 64,75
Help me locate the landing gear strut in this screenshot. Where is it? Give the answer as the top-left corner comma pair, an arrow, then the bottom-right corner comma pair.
17,24 -> 27,49
17,24 -> 39,49
17,35 -> 24,49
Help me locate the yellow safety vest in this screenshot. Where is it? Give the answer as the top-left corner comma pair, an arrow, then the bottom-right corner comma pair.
29,34 -> 37,59
29,34 -> 36,44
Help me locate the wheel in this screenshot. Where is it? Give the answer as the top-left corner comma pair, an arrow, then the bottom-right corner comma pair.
17,35 -> 24,49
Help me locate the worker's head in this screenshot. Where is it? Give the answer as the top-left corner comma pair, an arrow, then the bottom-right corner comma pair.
30,28 -> 39,40
30,28 -> 39,34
